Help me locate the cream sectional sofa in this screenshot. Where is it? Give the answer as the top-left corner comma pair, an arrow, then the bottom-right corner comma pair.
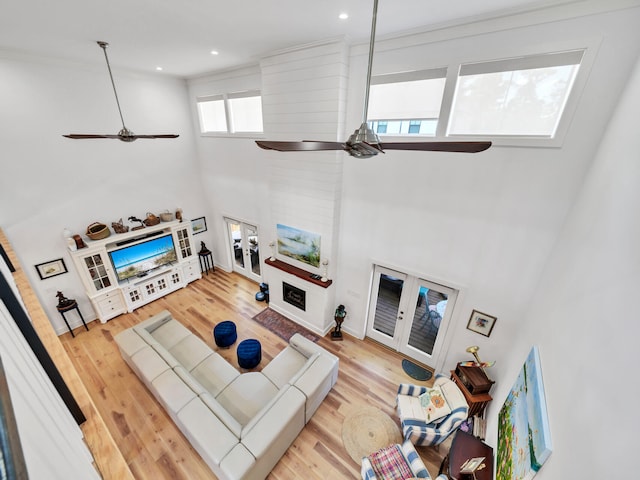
114,310 -> 339,480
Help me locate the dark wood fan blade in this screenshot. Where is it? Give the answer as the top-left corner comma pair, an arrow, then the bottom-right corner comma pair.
63,134 -> 179,140
380,141 -> 492,153
63,134 -> 119,139
256,140 -> 345,152
129,134 -> 180,139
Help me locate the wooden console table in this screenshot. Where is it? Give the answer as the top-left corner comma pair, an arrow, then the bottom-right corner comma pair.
451,370 -> 492,417
440,430 -> 493,480
265,258 -> 332,288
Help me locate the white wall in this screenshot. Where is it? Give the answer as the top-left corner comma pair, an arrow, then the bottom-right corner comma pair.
485,52 -> 640,478
0,53 -> 206,333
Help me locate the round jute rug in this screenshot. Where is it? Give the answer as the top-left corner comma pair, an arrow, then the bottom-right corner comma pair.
341,406 -> 403,465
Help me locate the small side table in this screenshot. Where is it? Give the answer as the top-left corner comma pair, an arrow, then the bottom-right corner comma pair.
451,370 -> 492,417
439,430 -> 493,480
56,301 -> 89,338
198,249 -> 214,275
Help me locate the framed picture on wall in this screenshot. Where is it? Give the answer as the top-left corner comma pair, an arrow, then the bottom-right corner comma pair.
467,310 -> 497,337
34,258 -> 67,280
191,217 -> 207,235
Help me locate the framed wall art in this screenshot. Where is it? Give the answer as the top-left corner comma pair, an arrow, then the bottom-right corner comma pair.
497,346 -> 552,480
35,258 -> 67,280
467,309 -> 497,337
191,217 -> 207,235
276,224 -> 321,268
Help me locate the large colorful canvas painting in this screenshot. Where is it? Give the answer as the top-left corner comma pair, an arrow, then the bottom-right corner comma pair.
497,346 -> 552,480
276,224 -> 321,268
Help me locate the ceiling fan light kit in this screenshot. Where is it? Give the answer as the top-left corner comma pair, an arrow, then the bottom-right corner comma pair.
256,0 -> 491,157
63,41 -> 179,142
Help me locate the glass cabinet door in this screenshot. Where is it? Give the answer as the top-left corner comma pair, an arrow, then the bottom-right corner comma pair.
176,227 -> 193,259
84,254 -> 111,291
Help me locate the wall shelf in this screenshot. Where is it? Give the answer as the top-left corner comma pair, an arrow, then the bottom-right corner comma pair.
265,258 -> 332,288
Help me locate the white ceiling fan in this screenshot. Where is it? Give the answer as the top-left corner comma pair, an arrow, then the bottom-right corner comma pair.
256,0 -> 491,158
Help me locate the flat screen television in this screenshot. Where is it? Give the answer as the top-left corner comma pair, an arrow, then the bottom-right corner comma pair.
108,234 -> 177,281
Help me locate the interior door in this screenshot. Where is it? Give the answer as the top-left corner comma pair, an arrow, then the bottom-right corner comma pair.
366,265 -> 457,369
226,219 -> 261,283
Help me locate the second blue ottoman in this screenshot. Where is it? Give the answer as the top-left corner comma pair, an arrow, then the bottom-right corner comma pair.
237,339 -> 262,369
213,320 -> 237,348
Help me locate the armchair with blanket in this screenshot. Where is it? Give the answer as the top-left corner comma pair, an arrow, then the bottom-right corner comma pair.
396,375 -> 468,447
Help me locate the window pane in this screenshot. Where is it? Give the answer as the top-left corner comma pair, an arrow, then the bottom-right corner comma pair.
368,77 -> 446,130
197,99 -> 227,133
228,95 -> 263,133
449,63 -> 580,137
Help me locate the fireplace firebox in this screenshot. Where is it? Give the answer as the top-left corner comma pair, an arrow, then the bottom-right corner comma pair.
283,282 -> 306,311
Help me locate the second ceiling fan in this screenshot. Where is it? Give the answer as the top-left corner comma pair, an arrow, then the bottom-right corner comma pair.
256,0 -> 490,158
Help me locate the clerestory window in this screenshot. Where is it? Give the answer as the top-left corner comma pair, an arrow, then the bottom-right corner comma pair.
197,90 -> 263,135
367,49 -> 585,145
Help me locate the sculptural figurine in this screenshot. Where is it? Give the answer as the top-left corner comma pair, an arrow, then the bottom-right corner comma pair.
199,241 -> 210,254
331,304 -> 347,341
56,291 -> 74,308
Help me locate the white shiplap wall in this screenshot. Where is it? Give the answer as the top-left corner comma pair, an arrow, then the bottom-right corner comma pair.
260,39 -> 350,330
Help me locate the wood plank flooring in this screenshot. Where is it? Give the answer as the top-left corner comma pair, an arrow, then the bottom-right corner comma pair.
60,269 -> 447,479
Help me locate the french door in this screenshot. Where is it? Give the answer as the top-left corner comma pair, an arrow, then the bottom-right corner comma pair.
366,265 -> 457,369
225,218 -> 261,283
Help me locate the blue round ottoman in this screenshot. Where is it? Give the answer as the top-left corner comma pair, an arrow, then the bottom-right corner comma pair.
237,339 -> 262,369
213,320 -> 237,348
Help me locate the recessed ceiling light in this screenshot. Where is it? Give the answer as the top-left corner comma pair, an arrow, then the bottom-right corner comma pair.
339,13 -> 349,20
155,66 -> 163,71
210,50 -> 219,55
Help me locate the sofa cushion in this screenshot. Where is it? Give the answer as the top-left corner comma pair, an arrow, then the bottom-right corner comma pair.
191,353 -> 240,396
176,397 -> 240,467
241,386 -> 305,460
174,365 -> 208,396
292,354 -> 339,423
130,346 -> 171,385
169,334 -> 215,371
114,328 -> 148,359
148,318 -> 191,350
220,444 -> 255,480
151,369 -> 197,414
216,372 -> 278,426
150,343 -> 181,368
200,393 -> 243,438
260,347 -> 309,389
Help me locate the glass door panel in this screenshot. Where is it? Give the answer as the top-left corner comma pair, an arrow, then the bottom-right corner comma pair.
226,218 -> 261,283
366,267 -> 407,349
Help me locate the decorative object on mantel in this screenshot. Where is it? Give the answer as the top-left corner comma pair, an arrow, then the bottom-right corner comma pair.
159,210 -> 174,222
144,212 -> 160,226
331,304 -> 346,341
128,216 -> 145,230
111,218 -> 129,234
72,235 -> 87,250
467,309 -> 497,337
269,241 -> 276,261
321,259 -> 329,282
86,222 -> 110,240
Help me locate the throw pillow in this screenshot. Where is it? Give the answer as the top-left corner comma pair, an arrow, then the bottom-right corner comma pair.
418,386 -> 451,423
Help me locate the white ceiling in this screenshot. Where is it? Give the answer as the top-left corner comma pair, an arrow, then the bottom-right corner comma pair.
1,0 -> 565,78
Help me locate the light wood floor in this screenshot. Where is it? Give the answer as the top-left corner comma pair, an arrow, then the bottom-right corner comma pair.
60,269 -> 447,479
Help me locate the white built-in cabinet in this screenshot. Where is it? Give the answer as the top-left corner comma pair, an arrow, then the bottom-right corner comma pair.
69,220 -> 201,322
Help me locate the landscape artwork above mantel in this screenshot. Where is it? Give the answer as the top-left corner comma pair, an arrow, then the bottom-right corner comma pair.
276,224 -> 320,268
497,346 -> 552,480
